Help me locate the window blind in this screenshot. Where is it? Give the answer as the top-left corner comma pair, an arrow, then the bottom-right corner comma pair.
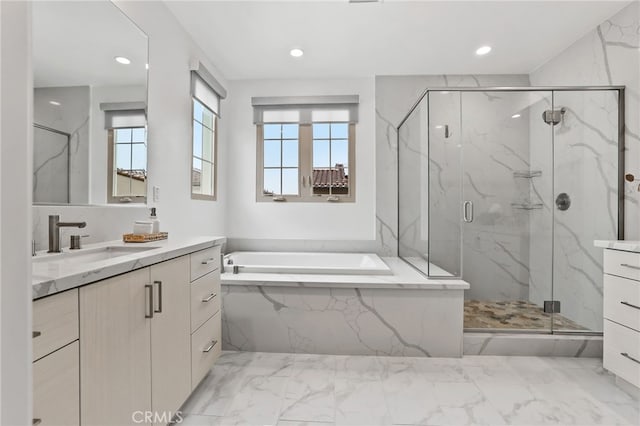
190,61 -> 227,117
251,95 -> 359,124
100,102 -> 146,129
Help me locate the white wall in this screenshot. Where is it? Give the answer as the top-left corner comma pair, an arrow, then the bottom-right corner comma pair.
1,1 -> 33,423
32,0 -> 229,250
225,78 -> 376,241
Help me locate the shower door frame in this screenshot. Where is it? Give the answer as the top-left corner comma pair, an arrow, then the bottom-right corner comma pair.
397,86 -> 626,335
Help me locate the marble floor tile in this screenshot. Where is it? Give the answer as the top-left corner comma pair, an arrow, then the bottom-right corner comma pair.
335,355 -> 385,380
224,374 -> 289,426
335,377 -> 392,425
180,351 -> 639,426
279,356 -> 336,423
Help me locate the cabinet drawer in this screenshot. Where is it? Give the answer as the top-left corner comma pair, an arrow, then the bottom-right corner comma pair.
191,311 -> 221,389
191,270 -> 221,332
190,246 -> 221,282
33,341 -> 80,426
604,320 -> 640,388
33,289 -> 79,361
604,274 -> 640,331
604,249 -> 640,281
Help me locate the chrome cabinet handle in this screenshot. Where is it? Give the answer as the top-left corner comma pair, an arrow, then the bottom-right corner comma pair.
203,340 -> 218,353
145,284 -> 153,319
201,258 -> 216,265
621,352 -> 640,365
620,263 -> 640,270
463,201 -> 474,223
154,280 -> 163,313
32,331 -> 41,338
33,419 -> 42,425
202,293 -> 217,303
620,301 -> 640,310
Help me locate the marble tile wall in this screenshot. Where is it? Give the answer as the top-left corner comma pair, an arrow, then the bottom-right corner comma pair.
528,2 -> 639,331
221,285 -> 464,357
33,86 -> 90,204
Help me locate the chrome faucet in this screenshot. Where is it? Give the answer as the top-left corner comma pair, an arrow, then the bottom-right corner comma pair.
48,215 -> 87,253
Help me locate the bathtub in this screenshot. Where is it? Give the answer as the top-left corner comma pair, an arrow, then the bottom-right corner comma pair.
223,251 -> 393,275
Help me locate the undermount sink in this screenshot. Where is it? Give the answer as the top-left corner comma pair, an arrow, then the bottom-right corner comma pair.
34,245 -> 158,265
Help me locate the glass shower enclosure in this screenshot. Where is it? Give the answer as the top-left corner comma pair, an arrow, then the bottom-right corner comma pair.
397,87 -> 625,334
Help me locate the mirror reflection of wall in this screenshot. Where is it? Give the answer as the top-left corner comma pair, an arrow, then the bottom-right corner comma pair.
32,1 -> 148,205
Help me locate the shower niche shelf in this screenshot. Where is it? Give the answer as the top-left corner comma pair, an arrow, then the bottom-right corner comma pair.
513,170 -> 542,178
511,202 -> 543,210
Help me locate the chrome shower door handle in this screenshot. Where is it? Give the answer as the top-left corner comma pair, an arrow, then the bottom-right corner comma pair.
463,201 -> 474,223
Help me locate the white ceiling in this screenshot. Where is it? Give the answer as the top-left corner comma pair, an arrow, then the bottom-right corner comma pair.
165,0 -> 631,80
33,1 -> 148,88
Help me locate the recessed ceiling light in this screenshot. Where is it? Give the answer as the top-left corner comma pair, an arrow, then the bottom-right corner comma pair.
289,48 -> 304,58
49,101 -> 61,106
145,63 -> 149,70
475,46 -> 492,56
512,113 -> 521,118
435,125 -> 444,129
114,56 -> 131,65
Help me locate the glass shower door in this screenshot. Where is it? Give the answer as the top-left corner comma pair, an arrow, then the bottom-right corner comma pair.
460,90 -> 554,331
427,91 -> 462,277
551,89 -> 621,333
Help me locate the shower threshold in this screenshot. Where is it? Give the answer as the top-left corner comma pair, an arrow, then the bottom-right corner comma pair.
464,300 -> 588,331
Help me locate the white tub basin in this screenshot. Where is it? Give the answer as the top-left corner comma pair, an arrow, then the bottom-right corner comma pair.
224,251 -> 392,275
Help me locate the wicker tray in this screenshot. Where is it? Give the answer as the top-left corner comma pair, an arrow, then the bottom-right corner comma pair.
123,232 -> 168,243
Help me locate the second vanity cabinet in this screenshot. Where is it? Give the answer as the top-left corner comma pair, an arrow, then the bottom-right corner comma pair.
602,249 -> 640,390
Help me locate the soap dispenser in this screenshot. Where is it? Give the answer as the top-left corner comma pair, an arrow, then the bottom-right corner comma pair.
149,207 -> 160,233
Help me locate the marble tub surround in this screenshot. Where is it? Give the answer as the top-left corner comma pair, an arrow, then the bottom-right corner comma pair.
595,240 -> 640,253
221,284 -> 464,357
221,257 -> 469,290
32,236 -> 225,299
179,351 -> 638,426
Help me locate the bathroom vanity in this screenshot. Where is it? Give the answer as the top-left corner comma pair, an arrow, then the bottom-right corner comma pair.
595,241 -> 640,394
32,236 -> 225,426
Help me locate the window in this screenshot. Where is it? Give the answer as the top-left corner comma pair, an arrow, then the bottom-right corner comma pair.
190,64 -> 227,200
312,122 -> 350,196
192,99 -> 216,198
254,95 -> 358,202
262,124 -> 299,196
103,104 -> 148,204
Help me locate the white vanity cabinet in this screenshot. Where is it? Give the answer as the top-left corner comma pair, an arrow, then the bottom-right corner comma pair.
603,249 -> 640,390
77,249 -> 220,425
32,289 -> 80,426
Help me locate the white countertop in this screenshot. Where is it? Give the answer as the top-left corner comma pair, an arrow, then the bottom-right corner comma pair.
221,257 -> 470,290
33,236 -> 226,299
594,240 -> 640,253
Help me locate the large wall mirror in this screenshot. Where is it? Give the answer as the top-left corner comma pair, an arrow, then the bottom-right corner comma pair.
32,1 -> 148,205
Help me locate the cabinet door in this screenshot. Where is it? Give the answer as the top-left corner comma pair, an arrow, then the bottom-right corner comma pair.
80,268 -> 152,426
33,341 -> 79,426
150,256 -> 191,424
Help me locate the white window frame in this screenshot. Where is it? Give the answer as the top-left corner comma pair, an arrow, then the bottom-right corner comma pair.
190,64 -> 226,201
191,97 -> 218,200
253,95 -> 358,203
256,122 -> 356,203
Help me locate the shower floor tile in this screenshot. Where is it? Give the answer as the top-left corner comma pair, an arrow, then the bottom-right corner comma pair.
464,300 -> 587,331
